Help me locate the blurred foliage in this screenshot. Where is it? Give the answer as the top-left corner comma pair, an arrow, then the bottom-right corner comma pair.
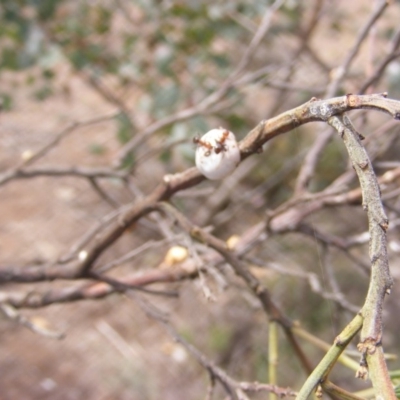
0,1 -> 257,101
0,0 -> 299,117
0,0 -> 312,202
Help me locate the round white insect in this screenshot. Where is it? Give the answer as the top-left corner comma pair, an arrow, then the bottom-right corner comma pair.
194,128 -> 241,180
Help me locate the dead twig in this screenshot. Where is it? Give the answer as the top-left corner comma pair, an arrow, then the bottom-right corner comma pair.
0,166 -> 126,186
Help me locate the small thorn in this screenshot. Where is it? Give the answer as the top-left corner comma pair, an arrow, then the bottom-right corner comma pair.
379,219 -> 389,231
358,160 -> 368,170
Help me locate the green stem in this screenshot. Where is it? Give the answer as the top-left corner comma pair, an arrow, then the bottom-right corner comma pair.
269,321 -> 278,400
295,314 -> 362,400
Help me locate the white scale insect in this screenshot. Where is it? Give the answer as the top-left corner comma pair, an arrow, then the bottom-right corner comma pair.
194,128 -> 241,180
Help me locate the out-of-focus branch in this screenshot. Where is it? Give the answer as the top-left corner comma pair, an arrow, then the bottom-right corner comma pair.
268,0 -> 324,116
0,303 -> 64,339
8,113 -> 118,170
0,166 -> 126,186
231,0 -> 286,78
360,26 -> 400,94
88,177 -> 122,208
247,256 -> 361,314
0,268 -> 196,308
326,0 -> 389,97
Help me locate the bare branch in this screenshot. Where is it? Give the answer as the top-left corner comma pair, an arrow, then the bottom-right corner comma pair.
0,303 -> 64,339
1,94 -> 399,284
359,26 -> 400,94
0,165 -> 126,186
328,114 -> 394,399
0,268 -> 196,308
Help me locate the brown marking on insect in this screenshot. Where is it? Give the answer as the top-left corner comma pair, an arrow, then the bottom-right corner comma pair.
193,136 -> 213,156
193,136 -> 213,150
214,130 -> 230,154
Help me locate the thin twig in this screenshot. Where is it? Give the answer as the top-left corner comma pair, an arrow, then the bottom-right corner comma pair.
0,165 -> 126,186
0,303 -> 64,339
359,25 -> 400,94
156,201 -> 314,375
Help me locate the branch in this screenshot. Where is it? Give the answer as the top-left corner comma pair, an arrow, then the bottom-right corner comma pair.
0,303 -> 64,339
296,314 -> 363,400
239,93 -> 400,159
267,0 -> 324,116
156,201 -> 314,375
0,93 -> 399,285
0,268 -> 196,308
328,115 -> 393,341
325,0 -> 389,97
359,25 -> 400,94
0,166 -> 126,186
328,114 -> 395,399
295,0 -> 390,193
